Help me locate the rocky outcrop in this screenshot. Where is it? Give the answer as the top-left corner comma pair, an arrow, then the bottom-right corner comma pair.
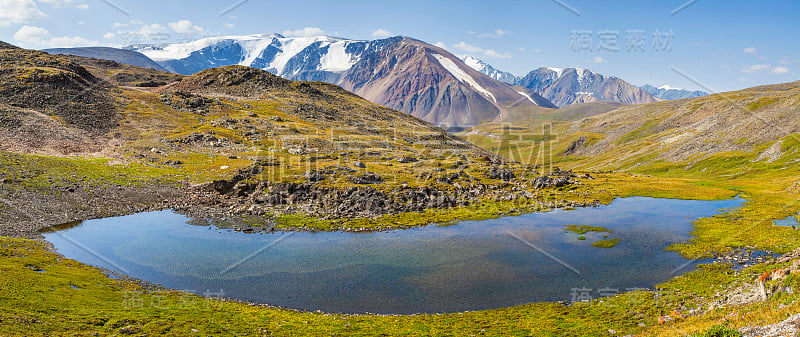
181,163 -> 587,223
564,136 -> 588,155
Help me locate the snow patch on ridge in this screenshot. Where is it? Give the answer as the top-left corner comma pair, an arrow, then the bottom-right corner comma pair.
433,54 -> 496,104
138,33 -> 280,61
546,67 -> 564,78
462,55 -> 485,72
135,34 -> 363,75
271,36 -> 326,74
320,41 -> 356,72
516,91 -> 538,105
575,68 -> 588,84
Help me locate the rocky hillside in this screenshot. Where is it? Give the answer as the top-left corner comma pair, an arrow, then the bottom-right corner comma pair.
0,46 -> 119,154
0,42 -> 593,235
43,47 -> 168,72
515,67 -> 658,108
560,81 -> 800,168
128,34 -> 555,129
466,80 -> 800,173
0,41 -> 20,50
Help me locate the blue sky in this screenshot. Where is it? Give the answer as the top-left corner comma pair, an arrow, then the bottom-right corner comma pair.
1,0 -> 797,92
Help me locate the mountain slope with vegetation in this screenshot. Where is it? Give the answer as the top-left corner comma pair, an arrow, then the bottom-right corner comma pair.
0,42 -> 587,238
2,41 -> 800,336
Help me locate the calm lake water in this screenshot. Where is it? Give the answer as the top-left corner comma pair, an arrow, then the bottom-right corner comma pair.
43,196 -> 742,314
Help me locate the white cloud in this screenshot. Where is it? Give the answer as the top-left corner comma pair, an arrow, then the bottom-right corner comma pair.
588,56 -> 606,64
13,25 -> 97,47
743,47 -> 757,55
474,29 -> 511,39
136,23 -> 167,35
13,25 -> 49,43
38,0 -> 73,5
282,27 -> 325,37
741,64 -> 790,75
434,42 -> 447,49
453,41 -> 484,53
483,50 -> 511,59
224,23 -> 235,29
452,41 -> 511,59
168,20 -> 204,34
371,28 -> 393,39
742,64 -> 772,73
39,0 -> 88,9
0,0 -> 46,26
105,21 -> 187,45
772,66 -> 789,75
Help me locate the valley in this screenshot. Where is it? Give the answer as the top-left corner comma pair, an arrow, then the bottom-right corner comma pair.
0,21 -> 798,337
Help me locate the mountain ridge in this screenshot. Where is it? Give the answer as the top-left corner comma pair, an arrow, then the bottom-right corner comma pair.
639,84 -> 709,100
514,67 -> 658,107
457,56 -> 659,108
126,34 -> 555,129
43,47 -> 169,72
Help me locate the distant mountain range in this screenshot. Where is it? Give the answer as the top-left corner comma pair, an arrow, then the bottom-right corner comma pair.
460,59 -> 659,108
638,84 -> 709,100
43,47 -> 168,72
123,34 -> 553,129
40,33 -> 701,127
513,67 -> 658,108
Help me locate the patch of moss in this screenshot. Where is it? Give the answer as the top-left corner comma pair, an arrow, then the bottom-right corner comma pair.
565,224 -> 611,234
591,238 -> 621,248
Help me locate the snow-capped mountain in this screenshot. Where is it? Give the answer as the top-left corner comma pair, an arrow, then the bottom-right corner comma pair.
459,56 -> 659,108
639,84 -> 708,100
460,55 -> 517,84
515,67 -> 658,108
128,34 -> 555,129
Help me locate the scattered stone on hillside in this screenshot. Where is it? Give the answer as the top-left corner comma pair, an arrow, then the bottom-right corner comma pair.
740,313 -> 800,337
532,175 -> 572,189
353,161 -> 366,168
163,160 -> 183,166
752,140 -> 785,163
396,156 -> 418,163
436,172 -> 461,184
351,172 -> 383,185
486,166 -> 515,181
564,136 -> 588,155
304,171 -> 325,182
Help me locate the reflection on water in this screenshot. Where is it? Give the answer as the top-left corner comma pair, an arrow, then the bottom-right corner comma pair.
43,196 -> 742,314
